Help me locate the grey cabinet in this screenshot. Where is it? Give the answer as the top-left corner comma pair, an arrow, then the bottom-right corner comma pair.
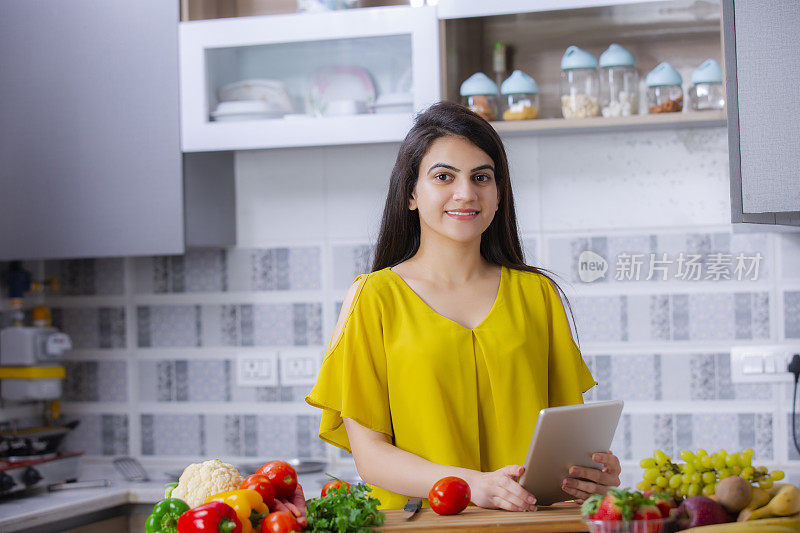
723,0 -> 800,226
0,2 -> 234,260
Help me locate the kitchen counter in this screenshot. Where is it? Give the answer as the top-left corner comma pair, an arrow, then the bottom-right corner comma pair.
0,461 -> 359,532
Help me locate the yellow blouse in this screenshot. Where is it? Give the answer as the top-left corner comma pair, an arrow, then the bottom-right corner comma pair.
305,266 -> 596,510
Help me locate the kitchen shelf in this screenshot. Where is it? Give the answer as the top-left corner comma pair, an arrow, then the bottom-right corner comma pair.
490,110 -> 726,136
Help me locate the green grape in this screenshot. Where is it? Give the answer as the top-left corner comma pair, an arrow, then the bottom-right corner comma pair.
641,458 -> 657,469
770,470 -> 785,481
701,456 -> 714,469
644,469 -> 660,483
742,467 -> 755,480
702,471 -> 716,484
742,448 -> 754,457
665,487 -> 675,497
654,450 -> 669,466
679,483 -> 690,496
718,449 -> 728,458
756,466 -> 768,474
691,473 -> 702,484
732,466 -> 742,476
760,479 -> 774,489
741,454 -> 752,467
713,456 -> 727,470
718,468 -> 732,479
725,453 -> 740,468
702,483 -> 716,496
696,448 -> 708,458
688,484 -> 701,497
680,450 -> 696,463
669,474 -> 682,488
656,476 -> 669,488
637,481 -> 651,491
681,474 -> 692,484
684,463 -> 696,475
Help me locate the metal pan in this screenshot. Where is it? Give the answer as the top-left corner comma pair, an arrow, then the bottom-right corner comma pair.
0,420 -> 79,458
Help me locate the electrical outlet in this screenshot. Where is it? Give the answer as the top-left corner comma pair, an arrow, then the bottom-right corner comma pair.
237,352 -> 278,387
731,345 -> 800,383
280,349 -> 322,386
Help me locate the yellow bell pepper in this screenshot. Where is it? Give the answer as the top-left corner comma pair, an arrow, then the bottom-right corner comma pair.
205,489 -> 268,533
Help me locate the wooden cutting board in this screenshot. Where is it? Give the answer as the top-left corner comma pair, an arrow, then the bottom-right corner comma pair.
376,502 -> 589,532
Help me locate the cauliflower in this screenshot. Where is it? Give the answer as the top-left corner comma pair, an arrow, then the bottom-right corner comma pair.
170,459 -> 243,508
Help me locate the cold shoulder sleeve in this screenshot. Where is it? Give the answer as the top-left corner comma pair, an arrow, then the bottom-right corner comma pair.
541,277 -> 597,407
304,274 -> 392,453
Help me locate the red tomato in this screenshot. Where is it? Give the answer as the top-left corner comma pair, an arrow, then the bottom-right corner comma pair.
240,474 -> 276,509
256,461 -> 298,499
321,479 -> 351,498
428,476 -> 471,515
260,510 -> 301,533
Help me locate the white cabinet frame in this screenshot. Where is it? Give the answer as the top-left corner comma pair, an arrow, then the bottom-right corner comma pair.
180,6 -> 440,151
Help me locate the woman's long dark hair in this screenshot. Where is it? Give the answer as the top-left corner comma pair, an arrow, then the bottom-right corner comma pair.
371,100 -> 579,343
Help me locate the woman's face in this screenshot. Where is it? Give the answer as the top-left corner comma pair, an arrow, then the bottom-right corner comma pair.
410,135 -> 500,245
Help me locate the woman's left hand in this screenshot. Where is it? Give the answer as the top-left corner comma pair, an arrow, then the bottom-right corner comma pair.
561,451 -> 621,503
271,483 -> 307,527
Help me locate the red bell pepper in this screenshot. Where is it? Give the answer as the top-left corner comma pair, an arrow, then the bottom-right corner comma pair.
176,501 -> 242,533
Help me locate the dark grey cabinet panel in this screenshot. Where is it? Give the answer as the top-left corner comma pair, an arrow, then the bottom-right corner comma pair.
0,1 -> 184,259
724,0 -> 800,226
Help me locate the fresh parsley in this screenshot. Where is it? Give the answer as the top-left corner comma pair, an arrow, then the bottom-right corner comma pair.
305,482 -> 385,532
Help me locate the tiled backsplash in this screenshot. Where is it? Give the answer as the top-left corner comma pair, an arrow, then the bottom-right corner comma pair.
4,128 -> 799,488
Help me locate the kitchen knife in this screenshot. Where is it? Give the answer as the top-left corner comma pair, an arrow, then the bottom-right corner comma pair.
402,497 -> 422,520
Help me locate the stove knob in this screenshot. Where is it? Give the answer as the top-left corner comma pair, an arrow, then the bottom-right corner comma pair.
0,472 -> 15,492
22,466 -> 42,486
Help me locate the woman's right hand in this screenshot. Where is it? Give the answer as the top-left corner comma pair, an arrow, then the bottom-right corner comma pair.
468,465 -> 537,512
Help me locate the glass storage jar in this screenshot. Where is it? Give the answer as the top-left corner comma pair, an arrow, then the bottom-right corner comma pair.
560,46 -> 600,118
500,70 -> 539,120
599,43 -> 639,117
646,62 -> 684,113
688,59 -> 725,111
460,72 -> 498,121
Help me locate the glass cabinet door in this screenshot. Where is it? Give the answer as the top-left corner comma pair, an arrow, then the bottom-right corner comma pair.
180,6 -> 439,151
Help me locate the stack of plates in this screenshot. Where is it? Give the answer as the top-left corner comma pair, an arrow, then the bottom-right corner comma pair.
212,79 -> 294,121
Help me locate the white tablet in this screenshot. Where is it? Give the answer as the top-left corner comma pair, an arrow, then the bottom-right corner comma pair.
518,400 -> 624,506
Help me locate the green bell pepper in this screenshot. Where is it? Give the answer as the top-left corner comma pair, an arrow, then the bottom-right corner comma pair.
145,497 -> 190,533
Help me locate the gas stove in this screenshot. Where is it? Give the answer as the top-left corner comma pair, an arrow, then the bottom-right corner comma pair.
0,451 -> 83,495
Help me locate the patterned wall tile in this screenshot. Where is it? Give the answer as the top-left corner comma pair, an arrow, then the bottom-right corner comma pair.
45,258 -> 125,296
572,296 -> 626,342
61,414 -> 128,456
63,360 -> 127,402
332,245 -> 374,290
141,414 -> 204,456
545,231 -> 770,285
780,233 -> 800,279
786,291 -> 800,339
51,307 -> 126,349
138,305 -> 200,347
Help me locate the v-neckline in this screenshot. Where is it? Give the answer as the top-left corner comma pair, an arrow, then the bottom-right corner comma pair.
387,266 -> 504,332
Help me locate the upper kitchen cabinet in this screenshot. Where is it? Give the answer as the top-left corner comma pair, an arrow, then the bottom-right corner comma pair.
179,6 -> 440,151
723,0 -> 800,226
0,2 -> 183,260
441,0 -> 726,133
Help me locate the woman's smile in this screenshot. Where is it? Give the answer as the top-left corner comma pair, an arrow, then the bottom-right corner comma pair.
445,209 -> 480,220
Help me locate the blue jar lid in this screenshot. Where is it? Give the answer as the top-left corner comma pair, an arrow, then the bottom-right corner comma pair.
460,72 -> 498,96
599,43 -> 636,68
560,46 -> 598,70
646,62 -> 683,87
500,70 -> 539,95
691,58 -> 723,85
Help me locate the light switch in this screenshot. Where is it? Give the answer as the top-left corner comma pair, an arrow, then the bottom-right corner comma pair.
763,355 -> 777,373
742,355 -> 763,374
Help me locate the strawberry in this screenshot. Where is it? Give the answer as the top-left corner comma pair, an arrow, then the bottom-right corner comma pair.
643,490 -> 676,518
633,503 -> 663,533
581,488 -> 634,521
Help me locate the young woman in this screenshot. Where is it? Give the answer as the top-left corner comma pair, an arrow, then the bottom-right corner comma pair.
305,101 -> 621,511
